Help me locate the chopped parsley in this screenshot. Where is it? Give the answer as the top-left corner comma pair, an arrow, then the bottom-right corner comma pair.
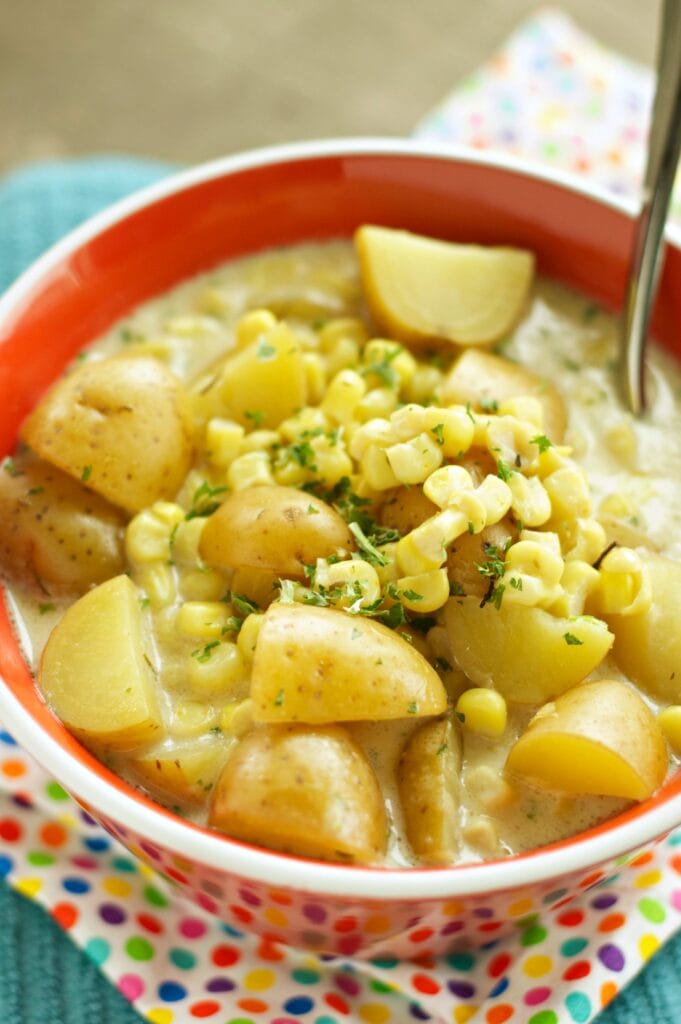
407,702 -> 418,715
509,577 -> 523,591
191,641 -> 220,663
479,396 -> 500,413
81,465 -> 93,482
465,402 -> 476,424
288,440 -> 317,471
449,580 -> 466,596
38,602 -> 55,615
361,346 -> 401,389
402,589 -> 423,601
27,485 -> 44,496
185,480 -> 228,520
348,521 -> 389,567
496,459 -> 513,482
256,336 -> 276,360
530,434 -> 553,454
563,632 -> 584,646
245,409 -> 265,428
431,423 -> 445,446
307,503 -> 320,515
434,656 -> 452,672
274,688 -> 285,707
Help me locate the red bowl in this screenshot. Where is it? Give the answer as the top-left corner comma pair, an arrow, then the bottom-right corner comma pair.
1,139 -> 680,957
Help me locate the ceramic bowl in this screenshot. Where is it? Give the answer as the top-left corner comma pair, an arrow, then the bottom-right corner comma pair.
1,139 -> 680,958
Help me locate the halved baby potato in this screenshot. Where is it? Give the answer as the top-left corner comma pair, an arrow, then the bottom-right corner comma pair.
441,349 -> 567,443
22,356 -> 194,513
131,736 -> 232,806
39,575 -> 162,751
199,485 -> 353,578
397,717 -> 462,864
251,602 -> 447,722
209,723 -> 387,862
355,225 -> 534,347
506,679 -> 667,800
444,596 -> 614,703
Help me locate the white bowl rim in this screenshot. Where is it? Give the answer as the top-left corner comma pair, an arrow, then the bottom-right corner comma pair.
1,136 -> 681,902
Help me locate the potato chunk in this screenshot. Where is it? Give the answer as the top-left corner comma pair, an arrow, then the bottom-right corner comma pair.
131,736 -> 232,806
506,679 -> 668,800
23,356 -> 194,512
209,724 -> 386,862
355,225 -> 534,347
39,575 -> 162,751
196,320 -> 307,429
444,596 -> 613,703
0,454 -> 125,592
442,349 -> 566,443
397,717 -> 461,864
199,485 -> 353,578
251,602 -> 447,722
605,552 -> 681,701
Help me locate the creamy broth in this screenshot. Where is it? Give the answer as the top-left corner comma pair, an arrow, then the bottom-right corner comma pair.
4,239 -> 681,867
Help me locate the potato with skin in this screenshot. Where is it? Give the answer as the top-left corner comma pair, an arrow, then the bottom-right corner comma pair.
442,349 -> 567,443
398,717 -> 462,864
209,723 -> 387,862
355,225 -> 534,347
444,597 -> 613,703
131,736 -> 233,806
199,485 -> 353,578
251,602 -> 448,722
380,486 -> 437,535
40,575 -> 162,751
506,679 -> 668,800
605,551 -> 681,702
0,453 -> 125,592
22,356 -> 194,513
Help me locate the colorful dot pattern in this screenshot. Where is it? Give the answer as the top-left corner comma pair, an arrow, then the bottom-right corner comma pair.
3,12 -> 681,1022
415,8 -> 681,225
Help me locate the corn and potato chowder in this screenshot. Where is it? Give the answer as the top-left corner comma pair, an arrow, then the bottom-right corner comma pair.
2,226 -> 681,867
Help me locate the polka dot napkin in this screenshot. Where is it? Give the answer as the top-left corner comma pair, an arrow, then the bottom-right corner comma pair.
2,7 -> 681,1024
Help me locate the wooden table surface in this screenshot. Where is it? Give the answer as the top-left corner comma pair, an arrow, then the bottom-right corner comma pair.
0,0 -> 657,175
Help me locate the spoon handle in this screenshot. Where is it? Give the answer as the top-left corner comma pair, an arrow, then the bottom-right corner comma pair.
620,0 -> 681,414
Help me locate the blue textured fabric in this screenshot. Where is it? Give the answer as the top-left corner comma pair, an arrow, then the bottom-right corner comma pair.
0,156 -> 680,1023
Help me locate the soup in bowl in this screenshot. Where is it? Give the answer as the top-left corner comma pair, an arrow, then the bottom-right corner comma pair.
0,140 -> 680,956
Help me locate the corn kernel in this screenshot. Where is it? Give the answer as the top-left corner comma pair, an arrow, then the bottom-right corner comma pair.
396,569 -> 449,612
658,706 -> 681,755
423,465 -> 474,508
508,473 -> 552,527
171,518 -> 206,566
220,698 -> 254,738
465,765 -> 517,810
506,539 -> 564,586
426,406 -> 475,458
235,308 -> 277,348
599,494 -> 636,519
188,640 -> 246,698
456,687 -> 507,738
180,568 -> 225,602
323,335 -> 361,378
177,601 -> 231,640
463,814 -> 503,856
170,701 -> 220,738
360,444 -> 400,490
227,451 -> 274,491
239,429 -> 280,454
397,507 -> 464,574
206,418 -> 245,467
403,364 -> 443,405
303,352 -> 327,405
560,517 -> 607,563
475,475 -> 513,524
544,464 -> 592,519
318,316 -> 368,353
386,432 -> 443,485
355,387 -> 399,422
604,418 -> 637,463
279,407 -> 329,442
363,339 -> 416,389
139,563 -> 177,609
237,613 -> 263,663
125,503 -> 184,564
548,560 -> 597,617
349,418 -> 395,460
313,558 -> 381,609
321,369 -> 367,423
594,546 -> 651,616
310,434 -> 353,487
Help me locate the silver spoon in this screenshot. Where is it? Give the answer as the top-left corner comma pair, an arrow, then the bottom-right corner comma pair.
620,0 -> 681,414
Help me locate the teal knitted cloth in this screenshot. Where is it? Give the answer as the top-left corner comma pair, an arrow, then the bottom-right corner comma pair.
0,157 -> 679,1024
